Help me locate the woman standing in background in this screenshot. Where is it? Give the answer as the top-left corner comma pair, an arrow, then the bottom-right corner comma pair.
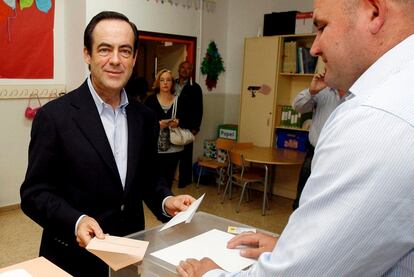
145,69 -> 186,189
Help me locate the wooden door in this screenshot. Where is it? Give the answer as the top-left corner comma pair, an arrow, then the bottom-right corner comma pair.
238,37 -> 279,147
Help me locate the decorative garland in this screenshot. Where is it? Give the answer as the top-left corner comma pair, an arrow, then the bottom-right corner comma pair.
200,41 -> 225,91
145,0 -> 216,12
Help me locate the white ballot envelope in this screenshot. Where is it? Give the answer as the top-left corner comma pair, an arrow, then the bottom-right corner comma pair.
159,193 -> 205,231
151,229 -> 255,272
86,235 -> 149,271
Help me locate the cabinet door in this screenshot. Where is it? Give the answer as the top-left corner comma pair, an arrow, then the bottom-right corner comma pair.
239,37 -> 279,147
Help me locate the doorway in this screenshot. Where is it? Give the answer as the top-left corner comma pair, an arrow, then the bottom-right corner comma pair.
134,31 -> 197,93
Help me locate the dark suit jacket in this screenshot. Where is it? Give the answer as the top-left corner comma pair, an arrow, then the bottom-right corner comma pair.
20,80 -> 172,276
177,80 -> 203,134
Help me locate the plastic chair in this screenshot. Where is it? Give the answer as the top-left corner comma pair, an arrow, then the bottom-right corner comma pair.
222,149 -> 268,214
196,138 -> 235,193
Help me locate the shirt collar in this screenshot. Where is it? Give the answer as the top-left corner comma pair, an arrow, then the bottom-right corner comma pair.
87,76 -> 129,114
176,78 -> 188,87
350,34 -> 414,97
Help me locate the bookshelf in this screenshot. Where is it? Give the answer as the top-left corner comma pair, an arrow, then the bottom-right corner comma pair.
238,34 -> 319,199
275,34 -> 319,130
238,34 -> 318,147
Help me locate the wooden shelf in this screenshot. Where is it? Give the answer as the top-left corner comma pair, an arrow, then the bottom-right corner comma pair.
276,126 -> 309,132
279,73 -> 314,77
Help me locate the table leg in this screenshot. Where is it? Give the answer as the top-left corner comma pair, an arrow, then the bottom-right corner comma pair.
262,164 -> 269,216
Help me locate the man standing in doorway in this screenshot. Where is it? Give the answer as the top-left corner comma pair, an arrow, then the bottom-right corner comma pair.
175,61 -> 203,188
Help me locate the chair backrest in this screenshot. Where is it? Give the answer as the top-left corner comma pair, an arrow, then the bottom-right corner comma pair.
216,138 -> 235,151
215,138 -> 235,164
229,150 -> 244,167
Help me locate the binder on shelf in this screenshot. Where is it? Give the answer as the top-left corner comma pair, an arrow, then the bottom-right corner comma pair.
280,106 -> 302,128
302,47 -> 318,73
297,47 -> 304,74
282,41 -> 297,73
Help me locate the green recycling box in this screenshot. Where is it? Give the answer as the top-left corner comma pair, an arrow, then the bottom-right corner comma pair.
217,124 -> 238,141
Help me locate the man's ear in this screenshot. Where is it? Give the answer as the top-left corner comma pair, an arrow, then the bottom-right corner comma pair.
366,0 -> 386,34
83,47 -> 91,65
132,50 -> 138,67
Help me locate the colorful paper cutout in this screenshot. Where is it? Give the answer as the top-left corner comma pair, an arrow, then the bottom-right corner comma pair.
0,1 -> 13,23
19,0 -> 33,10
3,0 -> 16,9
0,0 -> 54,78
35,0 -> 50,13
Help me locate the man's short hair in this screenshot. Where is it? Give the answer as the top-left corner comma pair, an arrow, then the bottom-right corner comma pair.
84,11 -> 139,55
178,61 -> 193,71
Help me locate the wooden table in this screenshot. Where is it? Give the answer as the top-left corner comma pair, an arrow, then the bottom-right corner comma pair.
234,146 -> 305,215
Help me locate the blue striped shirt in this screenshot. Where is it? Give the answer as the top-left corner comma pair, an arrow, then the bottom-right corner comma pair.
293,87 -> 346,146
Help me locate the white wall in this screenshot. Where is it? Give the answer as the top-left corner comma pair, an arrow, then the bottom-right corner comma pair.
0,0 -> 65,207
64,0 -> 86,91
0,0 -> 313,207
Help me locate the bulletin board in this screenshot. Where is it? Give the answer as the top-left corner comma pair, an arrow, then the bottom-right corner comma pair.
0,0 -> 55,79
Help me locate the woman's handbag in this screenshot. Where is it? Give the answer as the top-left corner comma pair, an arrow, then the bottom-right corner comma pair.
169,97 -> 195,146
25,92 -> 42,120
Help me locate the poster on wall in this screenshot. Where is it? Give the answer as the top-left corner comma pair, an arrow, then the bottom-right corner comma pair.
0,0 -> 54,79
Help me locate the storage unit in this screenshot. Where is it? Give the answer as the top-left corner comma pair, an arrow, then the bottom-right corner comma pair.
238,34 -> 318,199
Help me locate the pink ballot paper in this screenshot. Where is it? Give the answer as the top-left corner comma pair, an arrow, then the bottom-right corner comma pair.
86,235 -> 149,271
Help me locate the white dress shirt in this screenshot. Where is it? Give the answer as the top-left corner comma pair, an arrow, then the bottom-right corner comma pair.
88,77 -> 128,188
205,35 -> 414,277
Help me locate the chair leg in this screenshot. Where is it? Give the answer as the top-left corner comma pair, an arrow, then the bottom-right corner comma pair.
221,176 -> 231,204
217,168 -> 224,194
196,167 -> 203,188
236,182 -> 248,213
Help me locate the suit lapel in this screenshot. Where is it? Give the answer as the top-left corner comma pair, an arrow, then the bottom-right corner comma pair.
124,104 -> 143,193
71,81 -> 121,182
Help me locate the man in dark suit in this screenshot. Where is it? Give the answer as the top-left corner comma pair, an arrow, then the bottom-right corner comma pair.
175,61 -> 203,188
20,11 -> 194,277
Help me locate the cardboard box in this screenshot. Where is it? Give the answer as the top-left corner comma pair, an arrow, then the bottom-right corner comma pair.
295,12 -> 315,34
276,129 -> 309,152
217,124 -> 238,141
263,11 -> 297,36
203,139 -> 216,159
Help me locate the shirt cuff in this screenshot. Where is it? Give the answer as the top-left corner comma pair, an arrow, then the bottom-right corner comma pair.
74,214 -> 87,236
203,269 -> 234,277
162,196 -> 173,217
307,88 -> 316,98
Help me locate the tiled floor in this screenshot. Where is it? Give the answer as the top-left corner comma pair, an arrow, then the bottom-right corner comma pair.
0,182 -> 294,268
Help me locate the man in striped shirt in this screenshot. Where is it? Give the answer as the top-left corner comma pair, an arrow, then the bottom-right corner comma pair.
177,0 -> 414,276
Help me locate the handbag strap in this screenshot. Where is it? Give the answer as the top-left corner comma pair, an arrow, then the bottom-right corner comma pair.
171,96 -> 178,119
28,93 -> 42,107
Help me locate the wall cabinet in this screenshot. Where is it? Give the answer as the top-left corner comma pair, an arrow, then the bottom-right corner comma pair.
238,34 -> 317,199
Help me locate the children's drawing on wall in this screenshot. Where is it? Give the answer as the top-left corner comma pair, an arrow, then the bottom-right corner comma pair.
0,0 -> 54,78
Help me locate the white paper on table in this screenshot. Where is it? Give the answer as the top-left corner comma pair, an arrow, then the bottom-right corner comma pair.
86,235 -> 149,271
159,193 -> 205,231
150,229 -> 255,272
0,269 -> 32,277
